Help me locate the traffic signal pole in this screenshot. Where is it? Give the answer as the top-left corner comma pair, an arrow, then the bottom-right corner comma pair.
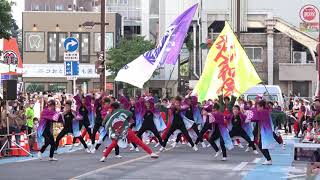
101,0 -> 106,92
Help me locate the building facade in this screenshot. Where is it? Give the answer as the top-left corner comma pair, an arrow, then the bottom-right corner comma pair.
143,0 -> 319,97
25,0 -> 95,11
22,12 -> 121,93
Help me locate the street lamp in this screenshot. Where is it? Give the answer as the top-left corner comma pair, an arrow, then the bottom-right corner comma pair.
82,21 -> 109,29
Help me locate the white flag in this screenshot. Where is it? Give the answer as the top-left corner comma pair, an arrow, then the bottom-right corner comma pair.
115,4 -> 198,88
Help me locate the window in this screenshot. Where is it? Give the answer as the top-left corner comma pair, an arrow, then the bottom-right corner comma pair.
55,4 -> 64,11
47,32 -> 68,63
244,47 -> 262,62
25,83 -> 45,93
70,32 -> 90,63
48,33 -> 57,62
247,95 -> 278,102
94,32 -> 114,52
48,83 -> 67,93
33,4 -> 40,11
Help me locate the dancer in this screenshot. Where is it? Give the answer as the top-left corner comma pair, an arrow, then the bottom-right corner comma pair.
251,100 -> 275,165
207,103 -> 233,161
160,96 -> 198,152
194,103 -> 213,146
226,105 -> 258,154
37,100 -> 60,161
55,100 -> 91,153
267,101 -> 285,150
71,94 -> 93,149
119,96 -> 140,151
173,96 -> 206,148
91,97 -> 120,158
136,97 -> 166,149
100,102 -> 159,162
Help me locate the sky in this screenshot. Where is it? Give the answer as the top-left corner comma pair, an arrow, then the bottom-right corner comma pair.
10,0 -> 24,28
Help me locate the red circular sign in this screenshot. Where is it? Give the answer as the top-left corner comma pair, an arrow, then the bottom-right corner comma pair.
300,5 -> 318,22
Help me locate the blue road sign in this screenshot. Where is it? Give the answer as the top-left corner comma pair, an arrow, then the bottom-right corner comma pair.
64,61 -> 79,76
72,61 -> 79,76
64,37 -> 79,52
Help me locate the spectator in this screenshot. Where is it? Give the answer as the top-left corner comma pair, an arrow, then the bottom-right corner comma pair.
0,122 -> 7,156
25,101 -> 35,135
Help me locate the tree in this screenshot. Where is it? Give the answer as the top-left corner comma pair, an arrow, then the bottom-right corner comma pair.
0,0 -> 16,39
106,36 -> 155,76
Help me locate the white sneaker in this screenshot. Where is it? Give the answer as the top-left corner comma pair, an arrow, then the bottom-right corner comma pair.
234,140 -> 239,146
221,157 -> 227,161
100,156 -> 106,162
154,143 -> 160,148
253,150 -> 259,155
245,147 -> 251,152
38,152 -> 42,160
85,148 -> 91,153
91,148 -> 96,154
150,153 -> 159,158
129,146 -> 135,151
201,142 -> 207,148
135,147 -> 140,152
115,155 -> 122,159
171,142 -> 177,148
262,160 -> 272,165
187,143 -> 192,147
49,157 -> 58,161
103,148 -> 106,153
281,144 -> 286,150
207,144 -> 211,147
193,145 -> 198,151
215,151 -> 221,158
74,143 -> 80,147
238,143 -> 244,149
159,147 -> 166,152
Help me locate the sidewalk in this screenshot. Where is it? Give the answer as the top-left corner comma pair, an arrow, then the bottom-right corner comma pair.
244,134 -> 304,180
0,145 -> 83,165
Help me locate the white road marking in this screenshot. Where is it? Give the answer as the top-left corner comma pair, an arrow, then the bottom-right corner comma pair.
281,174 -> 306,179
232,162 -> 248,171
251,158 -> 261,164
70,148 -> 173,180
16,158 -> 37,163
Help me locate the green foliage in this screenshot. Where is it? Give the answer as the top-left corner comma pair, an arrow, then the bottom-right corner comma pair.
106,36 -> 155,77
0,0 -> 16,39
185,33 -> 193,52
180,63 -> 189,76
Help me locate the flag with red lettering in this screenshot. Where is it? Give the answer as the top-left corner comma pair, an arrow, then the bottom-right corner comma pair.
193,22 -> 262,102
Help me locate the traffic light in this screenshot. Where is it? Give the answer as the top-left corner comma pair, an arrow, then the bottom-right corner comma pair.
200,38 -> 213,49
206,38 -> 213,49
95,51 -> 105,74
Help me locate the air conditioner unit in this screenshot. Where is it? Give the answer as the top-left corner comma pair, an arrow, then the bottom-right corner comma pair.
292,51 -> 307,64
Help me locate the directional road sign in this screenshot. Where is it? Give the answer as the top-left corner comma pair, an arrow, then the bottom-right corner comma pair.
64,37 -> 79,52
64,61 -> 79,76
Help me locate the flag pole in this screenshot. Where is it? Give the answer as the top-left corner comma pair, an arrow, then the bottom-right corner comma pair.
163,66 -> 176,98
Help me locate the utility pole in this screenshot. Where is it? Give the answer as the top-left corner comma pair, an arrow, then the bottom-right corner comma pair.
100,0 -> 106,91
236,0 -> 241,38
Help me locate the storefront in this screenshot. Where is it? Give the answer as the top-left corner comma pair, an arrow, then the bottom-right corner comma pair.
23,63 -> 100,93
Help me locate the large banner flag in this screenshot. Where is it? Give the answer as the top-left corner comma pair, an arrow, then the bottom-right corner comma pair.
115,4 -> 198,88
193,22 -> 262,102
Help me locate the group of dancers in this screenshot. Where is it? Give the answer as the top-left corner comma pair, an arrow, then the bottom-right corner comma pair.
37,92 -> 284,165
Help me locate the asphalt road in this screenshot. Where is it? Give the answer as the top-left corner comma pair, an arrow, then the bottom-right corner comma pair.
0,136 -> 308,180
